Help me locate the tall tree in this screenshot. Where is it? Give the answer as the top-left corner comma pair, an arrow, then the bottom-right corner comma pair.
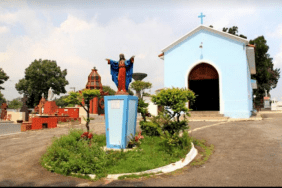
130,80 -> 152,98
250,36 -> 280,107
15,59 -> 69,108
54,95 -> 71,108
102,85 -> 116,95
222,26 -> 247,39
0,68 -> 9,90
8,98 -> 23,109
0,92 -> 6,105
222,26 -> 280,108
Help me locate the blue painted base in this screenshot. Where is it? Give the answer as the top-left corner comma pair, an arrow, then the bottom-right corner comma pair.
104,95 -> 138,149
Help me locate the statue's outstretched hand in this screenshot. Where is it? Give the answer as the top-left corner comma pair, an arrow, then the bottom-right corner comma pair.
106,59 -> 110,64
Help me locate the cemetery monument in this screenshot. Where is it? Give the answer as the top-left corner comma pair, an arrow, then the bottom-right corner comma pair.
104,54 -> 138,149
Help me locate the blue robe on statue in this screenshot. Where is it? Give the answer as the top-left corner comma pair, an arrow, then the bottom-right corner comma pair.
109,59 -> 134,91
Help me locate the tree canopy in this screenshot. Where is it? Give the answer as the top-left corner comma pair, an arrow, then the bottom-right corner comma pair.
250,36 -> 280,106
151,87 -> 195,122
222,26 -> 247,39
8,98 -> 23,109
64,89 -> 101,132
0,92 -> 6,105
15,59 -> 69,108
55,95 -> 71,108
0,68 -> 9,90
102,85 -> 116,95
130,80 -> 152,98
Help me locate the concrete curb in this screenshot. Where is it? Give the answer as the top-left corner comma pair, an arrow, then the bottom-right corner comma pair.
258,111 -> 282,114
106,142 -> 197,180
45,142 -> 197,180
188,115 -> 263,122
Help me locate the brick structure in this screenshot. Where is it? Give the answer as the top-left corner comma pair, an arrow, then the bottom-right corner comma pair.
1,103 -> 8,120
85,67 -> 109,115
44,101 -> 59,115
23,97 -> 81,131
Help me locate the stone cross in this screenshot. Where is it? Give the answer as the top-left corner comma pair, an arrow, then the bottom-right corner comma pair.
198,12 -> 205,25
21,95 -> 28,105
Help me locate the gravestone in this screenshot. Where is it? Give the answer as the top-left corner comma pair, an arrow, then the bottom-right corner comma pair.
20,95 -> 29,121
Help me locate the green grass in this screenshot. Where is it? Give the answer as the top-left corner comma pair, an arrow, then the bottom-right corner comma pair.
106,135 -> 191,174
40,129 -> 192,180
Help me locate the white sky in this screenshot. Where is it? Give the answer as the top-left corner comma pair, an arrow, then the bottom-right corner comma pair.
0,0 -> 282,101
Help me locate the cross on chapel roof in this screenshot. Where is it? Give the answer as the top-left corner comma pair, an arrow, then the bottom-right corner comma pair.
198,13 -> 205,25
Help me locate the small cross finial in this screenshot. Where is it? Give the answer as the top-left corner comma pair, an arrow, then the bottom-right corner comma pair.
198,12 -> 205,25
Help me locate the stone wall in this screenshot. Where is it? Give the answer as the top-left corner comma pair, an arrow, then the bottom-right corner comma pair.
6,112 -> 25,123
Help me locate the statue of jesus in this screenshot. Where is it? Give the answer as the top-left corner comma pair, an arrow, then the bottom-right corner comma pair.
106,54 -> 134,95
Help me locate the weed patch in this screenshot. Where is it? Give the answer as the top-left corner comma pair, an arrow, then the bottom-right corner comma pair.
190,138 -> 214,166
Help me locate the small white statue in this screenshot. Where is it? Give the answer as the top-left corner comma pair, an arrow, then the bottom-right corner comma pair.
47,87 -> 54,101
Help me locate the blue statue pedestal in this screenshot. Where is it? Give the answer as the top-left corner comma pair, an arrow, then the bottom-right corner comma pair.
104,95 -> 138,149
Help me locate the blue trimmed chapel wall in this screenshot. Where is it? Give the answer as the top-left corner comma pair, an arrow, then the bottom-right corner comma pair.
163,30 -> 252,118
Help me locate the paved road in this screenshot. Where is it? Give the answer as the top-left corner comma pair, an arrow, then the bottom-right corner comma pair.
0,114 -> 282,186
0,123 -> 21,136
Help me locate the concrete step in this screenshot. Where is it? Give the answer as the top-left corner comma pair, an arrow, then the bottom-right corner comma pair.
188,111 -> 223,118
189,114 -> 224,117
188,111 -> 220,114
188,116 -> 229,121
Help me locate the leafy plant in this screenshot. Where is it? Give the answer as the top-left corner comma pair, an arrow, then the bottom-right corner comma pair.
151,87 -> 195,122
137,98 -> 149,122
64,89 -> 100,132
127,131 -> 144,148
140,121 -> 161,136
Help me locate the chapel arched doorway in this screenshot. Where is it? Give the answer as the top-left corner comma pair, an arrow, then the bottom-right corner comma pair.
188,63 -> 219,111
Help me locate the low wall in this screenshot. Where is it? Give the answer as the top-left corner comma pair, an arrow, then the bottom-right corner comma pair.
271,102 -> 282,111
143,96 -> 158,116
78,107 -> 87,124
6,111 -> 25,123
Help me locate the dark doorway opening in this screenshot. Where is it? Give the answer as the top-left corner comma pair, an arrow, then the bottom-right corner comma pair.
189,79 -> 219,111
42,123 -> 48,129
188,63 -> 220,111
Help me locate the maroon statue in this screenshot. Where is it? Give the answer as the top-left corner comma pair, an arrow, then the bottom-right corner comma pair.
106,54 -> 134,95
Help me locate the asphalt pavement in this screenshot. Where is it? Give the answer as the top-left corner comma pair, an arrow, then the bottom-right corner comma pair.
0,114 -> 281,186
0,123 -> 21,136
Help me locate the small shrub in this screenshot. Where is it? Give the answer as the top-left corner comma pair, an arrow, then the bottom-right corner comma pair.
140,121 -> 161,136
40,129 -> 110,177
162,119 -> 189,136
159,130 -> 191,155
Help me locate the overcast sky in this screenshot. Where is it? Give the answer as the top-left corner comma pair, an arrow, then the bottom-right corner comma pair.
1,0 -> 282,101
